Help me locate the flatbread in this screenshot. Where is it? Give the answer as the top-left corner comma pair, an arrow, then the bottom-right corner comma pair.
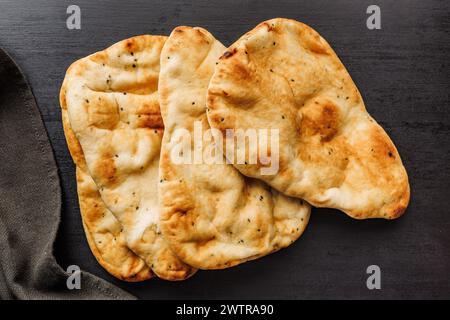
158,26 -> 311,269
207,18 -> 410,219
61,108 -> 151,281
60,35 -> 196,280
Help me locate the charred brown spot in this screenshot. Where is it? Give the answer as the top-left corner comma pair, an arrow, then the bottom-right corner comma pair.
261,22 -> 275,31
230,62 -> 251,81
195,237 -> 215,250
301,100 -> 340,142
125,40 -> 136,52
135,112 -> 164,129
390,205 -> 407,219
369,127 -> 398,164
221,48 -> 237,59
95,157 -> 117,185
222,51 -> 233,58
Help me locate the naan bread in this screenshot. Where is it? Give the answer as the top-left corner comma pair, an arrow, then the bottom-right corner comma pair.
62,108 -> 151,281
60,35 -> 196,280
207,18 -> 410,219
158,26 -> 311,269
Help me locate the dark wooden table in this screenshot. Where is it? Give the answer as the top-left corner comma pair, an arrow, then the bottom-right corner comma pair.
1,0 -> 449,299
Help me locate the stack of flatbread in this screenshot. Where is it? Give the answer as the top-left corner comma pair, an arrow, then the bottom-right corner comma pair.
60,18 -> 409,281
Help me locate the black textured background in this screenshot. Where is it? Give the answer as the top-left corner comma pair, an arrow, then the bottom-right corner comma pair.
0,0 -> 449,299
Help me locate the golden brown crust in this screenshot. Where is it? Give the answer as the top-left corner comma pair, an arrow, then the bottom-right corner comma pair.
61,35 -> 196,280
61,105 -> 151,281
158,26 -> 311,270
207,18 -> 410,219
77,168 -> 152,282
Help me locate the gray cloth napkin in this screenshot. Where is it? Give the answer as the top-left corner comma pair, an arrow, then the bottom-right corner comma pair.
0,47 -> 134,299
